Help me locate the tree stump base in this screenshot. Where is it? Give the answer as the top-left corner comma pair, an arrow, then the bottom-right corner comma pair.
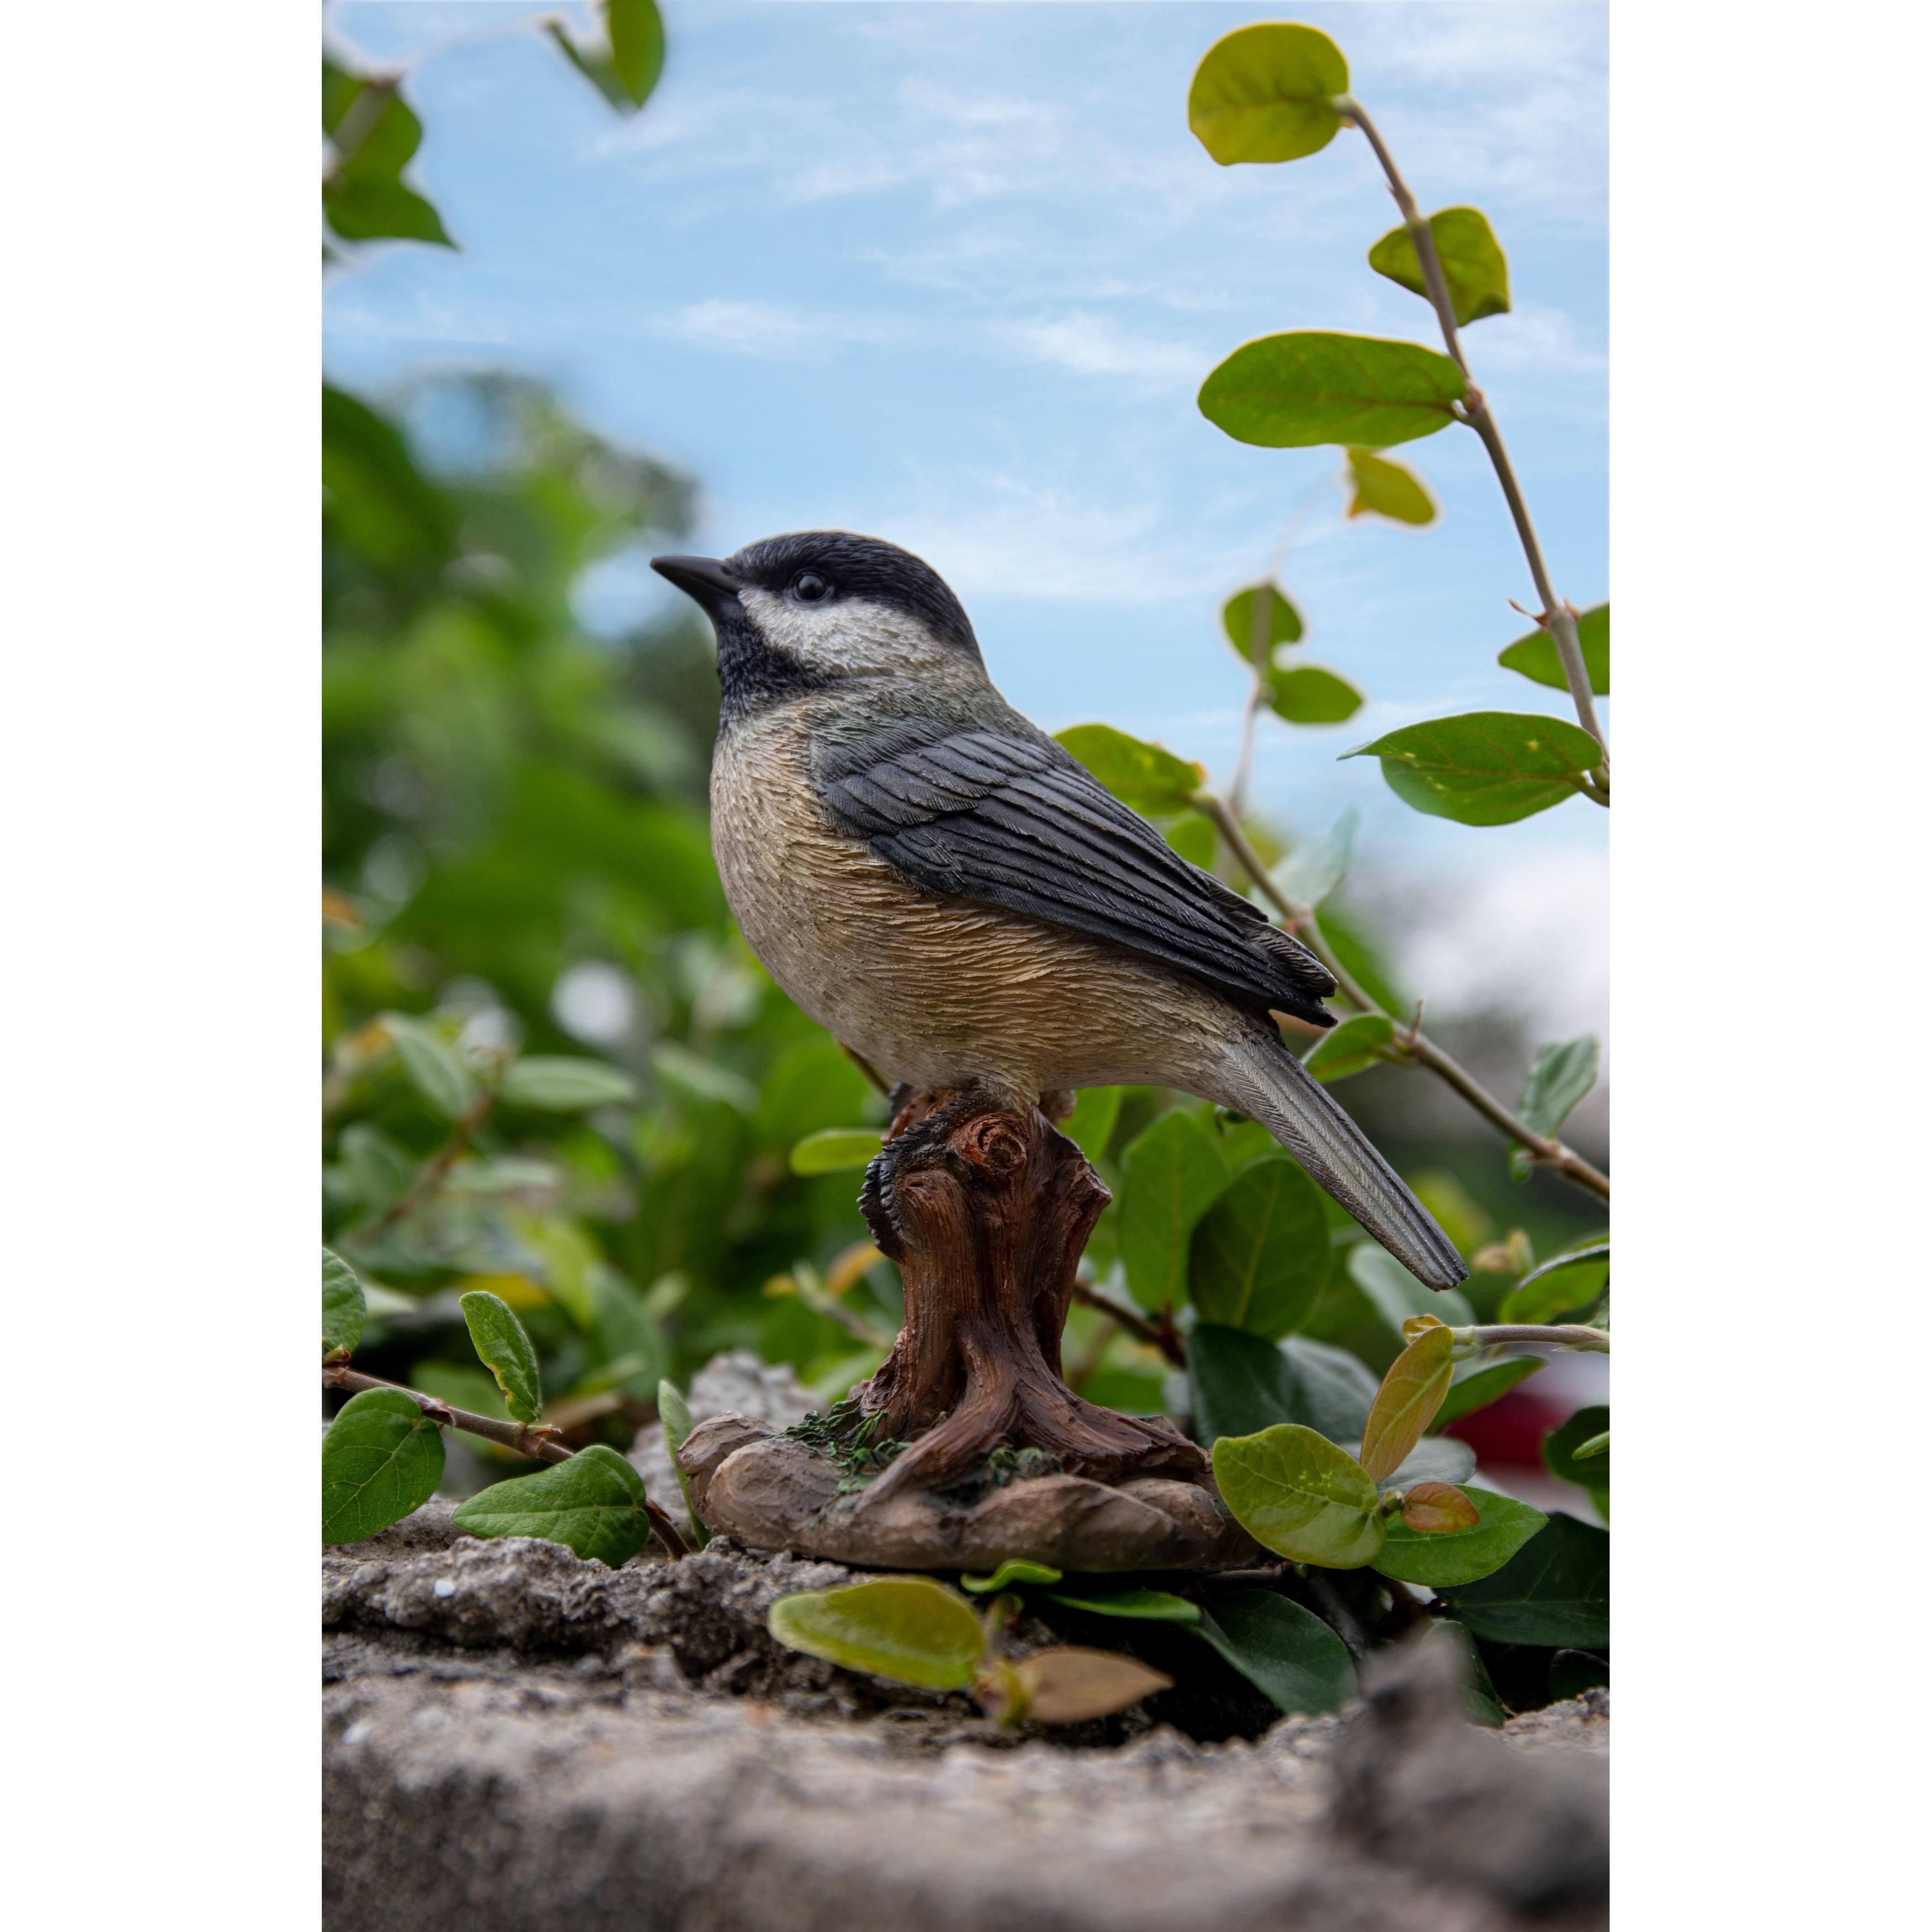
680,1092 -> 1259,1572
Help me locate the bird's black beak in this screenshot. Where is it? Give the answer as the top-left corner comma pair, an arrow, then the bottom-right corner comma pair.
651,554 -> 741,620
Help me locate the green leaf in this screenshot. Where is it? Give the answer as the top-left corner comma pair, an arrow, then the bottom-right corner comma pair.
323,1246 -> 367,1358
606,0 -> 666,107
1367,206 -> 1511,326
380,1012 -> 477,1119
1442,1511 -> 1609,1649
658,1379 -> 710,1548
1431,1355 -> 1544,1431
1054,724 -> 1202,814
1347,1244 -> 1476,1337
767,1578 -> 985,1690
1160,810 -> 1217,868
1573,1430 -> 1609,1461
1187,1155 -> 1329,1338
1047,1589 -> 1202,1625
1499,603 -> 1609,696
1345,448 -> 1436,524
1343,712 -> 1604,826
1213,1424 -> 1386,1568
1376,1485 -> 1548,1588
1119,1110 -> 1232,1312
1264,661 -> 1365,725
1543,1405 -> 1610,1520
1199,332 -> 1466,450
1498,1244 -> 1609,1319
1359,1321 -> 1456,1482
1187,23 -> 1349,166
651,1040 -> 759,1113
336,1122 -> 414,1214
789,1128 -> 883,1176
321,1388 -> 445,1544
451,1443 -> 656,1568
498,1056 -> 640,1111
1061,1086 -> 1123,1164
323,176 -> 453,247
1268,809 -> 1356,909
1221,581 -> 1304,665
960,1559 -> 1062,1594
1508,1039 -> 1600,1179
1301,1012 -> 1394,1084
1193,1591 -> 1356,1714
1189,1326 -> 1379,1446
459,1290 -> 543,1425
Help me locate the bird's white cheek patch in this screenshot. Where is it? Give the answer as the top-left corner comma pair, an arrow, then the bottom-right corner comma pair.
738,589 -> 946,679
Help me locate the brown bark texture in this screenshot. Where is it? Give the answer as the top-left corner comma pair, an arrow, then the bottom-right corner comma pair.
852,1091 -> 1208,1505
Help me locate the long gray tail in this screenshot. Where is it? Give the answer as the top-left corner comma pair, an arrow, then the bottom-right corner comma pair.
1207,1028 -> 1467,1292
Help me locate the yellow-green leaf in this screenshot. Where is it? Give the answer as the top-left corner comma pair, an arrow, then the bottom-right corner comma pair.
1301,1012 -> 1395,1085
1055,724 -> 1203,814
1188,23 -> 1349,166
1360,1321 -> 1456,1482
960,1560 -> 1062,1594
1201,332 -> 1466,451
1221,581 -> 1304,665
1499,603 -> 1609,696
459,1289 -> 543,1425
789,1128 -> 883,1176
1345,448 -> 1436,525
767,1578 -> 986,1691
1367,206 -> 1511,325
1264,661 -> 1364,725
1212,1423 -> 1386,1568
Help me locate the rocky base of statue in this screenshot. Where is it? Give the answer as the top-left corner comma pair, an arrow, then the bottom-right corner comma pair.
679,1090 -> 1260,1572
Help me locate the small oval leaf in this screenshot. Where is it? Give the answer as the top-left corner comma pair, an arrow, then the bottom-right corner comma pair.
381,1012 -> 477,1119
1120,1108 -> 1233,1313
450,1443 -> 653,1567
1360,1322 -> 1456,1482
1200,331 -> 1466,450
1499,602 -> 1609,696
1193,1590 -> 1356,1715
1222,580 -> 1304,664
1007,1647 -> 1172,1725
321,1388 -> 445,1544
1301,1012 -> 1394,1084
1377,1485 -> 1547,1588
1212,1423 -> 1386,1568
789,1128 -> 884,1175
1188,1154 -> 1329,1339
1344,712 -> 1604,826
459,1289 -> 543,1425
1398,1481 -> 1480,1533
323,1246 -> 367,1359
767,1578 -> 986,1690
1265,661 -> 1364,725
1054,723 -> 1204,814
1367,206 -> 1511,326
1345,447 -> 1437,524
498,1055 -> 640,1111
1187,23 -> 1349,166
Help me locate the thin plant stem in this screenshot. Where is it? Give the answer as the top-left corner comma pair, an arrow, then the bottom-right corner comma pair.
1462,1323 -> 1609,1354
1069,1278 -> 1187,1367
355,1074 -> 501,1239
323,1363 -> 690,1558
1336,95 -> 1608,795
1192,790 -> 1610,1204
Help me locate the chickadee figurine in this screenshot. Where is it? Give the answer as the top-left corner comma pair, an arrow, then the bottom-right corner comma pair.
653,532 -> 1464,1291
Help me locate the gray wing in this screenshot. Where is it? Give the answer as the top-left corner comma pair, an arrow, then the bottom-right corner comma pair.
814,718 -> 1336,1024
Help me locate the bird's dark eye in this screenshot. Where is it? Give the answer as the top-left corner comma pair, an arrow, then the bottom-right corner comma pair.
792,572 -> 830,603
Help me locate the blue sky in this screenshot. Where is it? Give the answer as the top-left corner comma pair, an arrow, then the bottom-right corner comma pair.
325,1 -> 1607,1031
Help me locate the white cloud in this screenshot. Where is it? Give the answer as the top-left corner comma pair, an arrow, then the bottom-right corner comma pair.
651,298 -> 903,359
991,312 -> 1205,390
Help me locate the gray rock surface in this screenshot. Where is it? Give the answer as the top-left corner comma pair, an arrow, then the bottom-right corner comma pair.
324,1503 -> 1606,1931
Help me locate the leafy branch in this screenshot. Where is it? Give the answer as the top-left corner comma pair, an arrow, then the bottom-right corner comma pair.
1336,95 -> 1607,796
1191,790 -> 1610,1203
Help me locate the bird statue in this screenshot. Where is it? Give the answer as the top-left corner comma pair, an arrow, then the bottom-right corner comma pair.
653,532 -> 1464,1295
